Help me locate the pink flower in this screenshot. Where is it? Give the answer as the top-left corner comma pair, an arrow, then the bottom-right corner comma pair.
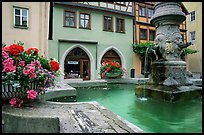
19,60 -> 25,66
3,58 -> 16,72
23,64 -> 36,78
2,58 -> 13,66
31,60 -> 41,69
27,90 -> 37,100
9,98 -> 17,107
3,65 -> 16,72
2,51 -> 9,59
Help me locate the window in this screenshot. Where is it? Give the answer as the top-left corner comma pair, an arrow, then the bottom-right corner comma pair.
14,7 -> 28,28
116,2 -> 126,5
103,16 -> 113,32
149,30 -> 155,41
64,11 -> 76,27
181,34 -> 184,42
140,29 -> 147,40
147,8 -> 154,18
116,18 -> 125,33
190,11 -> 195,21
190,31 -> 196,41
139,6 -> 146,17
79,13 -> 90,29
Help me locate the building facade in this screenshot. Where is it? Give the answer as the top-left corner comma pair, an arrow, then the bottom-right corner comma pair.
183,2 -> 202,75
48,2 -> 134,82
132,2 -> 188,77
2,2 -> 50,56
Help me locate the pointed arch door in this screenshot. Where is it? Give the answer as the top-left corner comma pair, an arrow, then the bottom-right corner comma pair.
64,47 -> 90,80
101,49 -> 122,65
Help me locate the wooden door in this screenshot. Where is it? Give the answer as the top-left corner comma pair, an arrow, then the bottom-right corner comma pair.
80,60 -> 90,80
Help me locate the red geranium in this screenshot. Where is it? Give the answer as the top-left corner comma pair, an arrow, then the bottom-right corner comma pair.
8,44 -> 24,56
27,47 -> 39,55
106,67 -> 111,72
50,60 -> 60,72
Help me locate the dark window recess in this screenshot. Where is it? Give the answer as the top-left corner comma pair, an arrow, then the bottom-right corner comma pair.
139,6 -> 146,17
149,30 -> 155,41
140,29 -> 147,40
181,34 -> 184,42
116,18 -> 125,32
190,11 -> 195,21
147,8 -> 154,18
104,16 -> 113,31
190,31 -> 196,40
64,11 -> 75,27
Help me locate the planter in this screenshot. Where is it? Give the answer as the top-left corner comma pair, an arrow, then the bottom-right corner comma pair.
101,69 -> 122,79
2,82 -> 39,100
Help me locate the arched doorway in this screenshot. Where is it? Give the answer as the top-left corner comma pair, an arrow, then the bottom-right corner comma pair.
101,49 -> 122,65
64,47 -> 90,80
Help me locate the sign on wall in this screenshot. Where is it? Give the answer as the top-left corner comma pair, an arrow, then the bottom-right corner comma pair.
68,61 -> 79,64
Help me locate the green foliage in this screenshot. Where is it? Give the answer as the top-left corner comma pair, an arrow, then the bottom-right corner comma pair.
39,56 -> 52,71
2,42 -> 6,47
183,48 -> 198,55
132,42 -> 154,55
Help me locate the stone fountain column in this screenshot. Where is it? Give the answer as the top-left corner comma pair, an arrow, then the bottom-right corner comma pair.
135,2 -> 202,103
149,2 -> 191,86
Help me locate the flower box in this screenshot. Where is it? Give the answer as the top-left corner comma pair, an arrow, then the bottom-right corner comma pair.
100,60 -> 127,79
104,69 -> 122,79
2,41 -> 60,107
2,82 -> 40,100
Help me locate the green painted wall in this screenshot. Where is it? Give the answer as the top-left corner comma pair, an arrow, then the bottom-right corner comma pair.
49,4 -> 134,79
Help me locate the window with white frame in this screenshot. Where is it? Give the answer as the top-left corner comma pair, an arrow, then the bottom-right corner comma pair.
190,31 -> 196,41
190,11 -> 195,21
14,7 -> 28,28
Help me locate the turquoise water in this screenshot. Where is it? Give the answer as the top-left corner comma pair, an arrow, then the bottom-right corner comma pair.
76,83 -> 202,133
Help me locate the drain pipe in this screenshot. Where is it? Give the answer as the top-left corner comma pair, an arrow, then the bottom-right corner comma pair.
133,2 -> 136,45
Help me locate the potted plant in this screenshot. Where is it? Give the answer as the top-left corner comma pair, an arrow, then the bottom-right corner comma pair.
99,60 -> 127,79
2,41 -> 60,107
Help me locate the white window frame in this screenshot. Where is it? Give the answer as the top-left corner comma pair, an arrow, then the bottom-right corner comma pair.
190,31 -> 196,41
190,11 -> 196,22
14,7 -> 29,28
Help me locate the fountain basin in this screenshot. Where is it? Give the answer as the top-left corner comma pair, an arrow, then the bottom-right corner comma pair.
135,84 -> 202,103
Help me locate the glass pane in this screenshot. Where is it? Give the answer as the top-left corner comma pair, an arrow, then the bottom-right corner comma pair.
22,9 -> 27,17
22,21 -> 27,26
22,17 -> 27,26
69,18 -> 74,26
80,14 -> 84,18
85,20 -> 89,28
70,12 -> 74,17
149,31 -> 155,41
15,9 -> 20,15
15,16 -> 20,26
85,14 -> 89,19
65,12 -> 68,17
140,29 -> 147,39
148,9 -> 153,18
22,16 -> 27,21
107,22 -> 112,30
65,18 -> 69,26
80,19 -> 85,27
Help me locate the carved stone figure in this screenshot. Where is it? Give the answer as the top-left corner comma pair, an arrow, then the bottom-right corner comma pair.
153,34 -> 166,60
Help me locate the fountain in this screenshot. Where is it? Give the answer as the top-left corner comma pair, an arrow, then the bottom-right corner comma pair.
135,2 -> 202,103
